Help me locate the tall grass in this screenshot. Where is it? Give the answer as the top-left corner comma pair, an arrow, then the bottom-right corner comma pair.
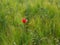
0,0 -> 60,45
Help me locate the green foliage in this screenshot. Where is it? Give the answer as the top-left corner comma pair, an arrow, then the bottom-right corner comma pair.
0,0 -> 60,45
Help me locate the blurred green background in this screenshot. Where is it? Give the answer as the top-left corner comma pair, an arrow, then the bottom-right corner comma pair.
0,0 -> 60,45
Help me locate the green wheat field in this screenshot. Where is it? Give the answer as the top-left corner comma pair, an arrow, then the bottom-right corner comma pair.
0,0 -> 60,45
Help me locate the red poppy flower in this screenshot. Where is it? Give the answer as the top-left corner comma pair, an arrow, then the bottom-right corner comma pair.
22,18 -> 28,23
